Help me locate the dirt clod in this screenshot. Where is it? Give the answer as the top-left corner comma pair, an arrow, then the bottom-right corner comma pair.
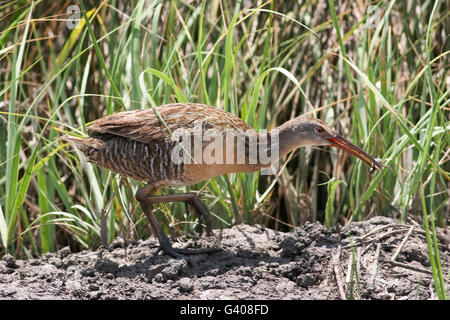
3,254 -> 19,269
95,257 -> 119,275
0,217 -> 448,300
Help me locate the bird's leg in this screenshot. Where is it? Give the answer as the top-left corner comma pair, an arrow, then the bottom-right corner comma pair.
184,202 -> 191,232
183,202 -> 201,235
136,184 -> 219,257
146,192 -> 213,236
136,185 -> 178,257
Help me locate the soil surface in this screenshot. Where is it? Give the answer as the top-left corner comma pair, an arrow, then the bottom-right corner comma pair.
0,217 -> 448,300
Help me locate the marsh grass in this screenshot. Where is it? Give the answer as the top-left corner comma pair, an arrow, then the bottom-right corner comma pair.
0,0 -> 448,298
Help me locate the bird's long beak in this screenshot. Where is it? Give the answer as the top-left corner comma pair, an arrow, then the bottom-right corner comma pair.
328,134 -> 383,171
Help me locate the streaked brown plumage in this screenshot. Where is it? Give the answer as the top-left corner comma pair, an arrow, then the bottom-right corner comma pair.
67,104 -> 257,186
65,103 -> 382,257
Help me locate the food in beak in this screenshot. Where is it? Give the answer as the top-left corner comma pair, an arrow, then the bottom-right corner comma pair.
328,134 -> 384,173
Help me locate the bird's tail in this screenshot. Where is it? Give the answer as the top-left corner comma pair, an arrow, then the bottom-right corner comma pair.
60,135 -> 104,155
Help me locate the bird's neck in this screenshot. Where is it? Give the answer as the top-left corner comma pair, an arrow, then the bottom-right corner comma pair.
241,121 -> 303,169
273,119 -> 304,159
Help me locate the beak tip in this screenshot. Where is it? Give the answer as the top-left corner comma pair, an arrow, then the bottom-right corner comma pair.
328,135 -> 385,173
369,157 -> 386,175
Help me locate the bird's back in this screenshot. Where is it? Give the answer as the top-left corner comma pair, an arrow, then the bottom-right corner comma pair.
67,103 -> 254,186
87,103 -> 252,143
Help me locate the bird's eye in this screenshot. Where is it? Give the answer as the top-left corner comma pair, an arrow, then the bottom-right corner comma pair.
315,127 -> 324,134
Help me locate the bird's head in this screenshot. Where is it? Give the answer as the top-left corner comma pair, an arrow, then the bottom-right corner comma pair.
278,115 -> 383,171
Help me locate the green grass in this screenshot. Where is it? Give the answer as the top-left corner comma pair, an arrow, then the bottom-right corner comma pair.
0,0 -> 448,298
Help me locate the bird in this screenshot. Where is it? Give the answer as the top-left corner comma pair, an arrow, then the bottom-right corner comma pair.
64,103 -> 383,257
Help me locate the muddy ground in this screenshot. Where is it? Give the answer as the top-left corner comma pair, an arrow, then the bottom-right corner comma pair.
0,216 -> 448,300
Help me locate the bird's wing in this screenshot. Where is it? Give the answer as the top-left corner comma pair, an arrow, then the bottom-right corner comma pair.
87,103 -> 253,144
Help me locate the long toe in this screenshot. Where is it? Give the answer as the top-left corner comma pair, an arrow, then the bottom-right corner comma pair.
155,244 -> 184,259
156,244 -> 222,257
172,247 -> 222,255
